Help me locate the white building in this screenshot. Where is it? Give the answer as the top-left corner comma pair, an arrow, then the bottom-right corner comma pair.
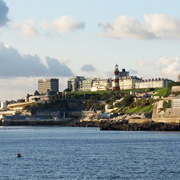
135,78 -> 170,89
67,75 -> 171,92
79,78 -> 96,91
119,76 -> 140,90
119,77 -> 171,90
91,79 -> 112,91
67,76 -> 85,91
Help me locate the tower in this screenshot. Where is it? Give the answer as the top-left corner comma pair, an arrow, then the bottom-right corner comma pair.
113,64 -> 120,90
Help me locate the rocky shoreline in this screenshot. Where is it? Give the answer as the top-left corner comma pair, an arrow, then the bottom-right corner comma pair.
1,117 -> 180,131
73,120 -> 180,131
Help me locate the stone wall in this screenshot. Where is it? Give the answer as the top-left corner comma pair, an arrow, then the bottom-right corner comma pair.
153,117 -> 180,125
152,100 -> 180,125
129,118 -> 152,124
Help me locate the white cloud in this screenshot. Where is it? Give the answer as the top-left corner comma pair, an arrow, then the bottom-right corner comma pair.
40,15 -> 85,34
136,57 -> 180,80
99,16 -> 154,39
21,19 -> 39,38
10,19 -> 39,39
144,14 -> 180,39
159,56 -> 180,79
53,16 -> 85,33
99,14 -> 180,40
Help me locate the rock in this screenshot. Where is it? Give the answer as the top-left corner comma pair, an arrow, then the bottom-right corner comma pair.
100,121 -> 180,131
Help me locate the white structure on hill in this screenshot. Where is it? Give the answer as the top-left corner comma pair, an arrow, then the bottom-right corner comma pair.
67,76 -> 85,91
119,76 -> 171,90
67,70 -> 172,92
68,76 -> 112,91
119,76 -> 140,90
91,79 -> 112,91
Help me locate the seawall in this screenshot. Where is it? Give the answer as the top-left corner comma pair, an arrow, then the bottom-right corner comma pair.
0,118 -> 74,126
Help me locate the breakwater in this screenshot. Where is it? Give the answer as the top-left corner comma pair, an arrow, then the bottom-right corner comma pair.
0,118 -> 74,126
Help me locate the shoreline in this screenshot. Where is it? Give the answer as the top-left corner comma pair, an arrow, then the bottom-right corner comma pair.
74,120 -> 180,131
1,119 -> 180,131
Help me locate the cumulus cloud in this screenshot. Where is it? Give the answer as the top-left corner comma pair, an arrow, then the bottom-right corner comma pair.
0,0 -> 9,26
159,56 -> 180,79
40,15 -> 85,34
10,19 -> 39,38
99,14 -> 180,39
99,16 -> 154,39
21,19 -> 38,38
144,14 -> 180,39
81,64 -> 96,72
0,42 -> 73,77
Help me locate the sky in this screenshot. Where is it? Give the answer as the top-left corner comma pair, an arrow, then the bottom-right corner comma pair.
0,0 -> 180,100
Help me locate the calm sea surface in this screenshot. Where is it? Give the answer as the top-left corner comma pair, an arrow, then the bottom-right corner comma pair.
0,126 -> 180,180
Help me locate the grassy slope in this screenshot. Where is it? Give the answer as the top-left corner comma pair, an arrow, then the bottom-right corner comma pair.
124,105 -> 154,114
67,88 -> 167,114
114,105 -> 154,114
154,88 -> 168,96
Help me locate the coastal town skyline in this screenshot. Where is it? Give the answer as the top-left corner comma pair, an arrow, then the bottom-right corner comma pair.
0,0 -> 180,100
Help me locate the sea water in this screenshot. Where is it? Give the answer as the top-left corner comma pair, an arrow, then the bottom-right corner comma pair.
0,126 -> 180,180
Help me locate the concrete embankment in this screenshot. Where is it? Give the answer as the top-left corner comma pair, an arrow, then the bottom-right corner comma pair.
0,118 -> 74,126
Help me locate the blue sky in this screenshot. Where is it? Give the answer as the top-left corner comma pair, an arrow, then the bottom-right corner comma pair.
0,0 -> 180,100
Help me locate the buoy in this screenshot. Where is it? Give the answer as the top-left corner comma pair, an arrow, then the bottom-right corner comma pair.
17,153 -> 21,158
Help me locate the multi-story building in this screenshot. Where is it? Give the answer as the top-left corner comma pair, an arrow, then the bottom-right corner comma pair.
119,76 -> 141,90
67,76 -> 85,91
67,76 -> 112,92
67,65 -> 172,92
38,78 -> 59,94
91,79 -> 112,91
119,77 -> 171,90
79,78 -> 96,91
135,78 -> 171,89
